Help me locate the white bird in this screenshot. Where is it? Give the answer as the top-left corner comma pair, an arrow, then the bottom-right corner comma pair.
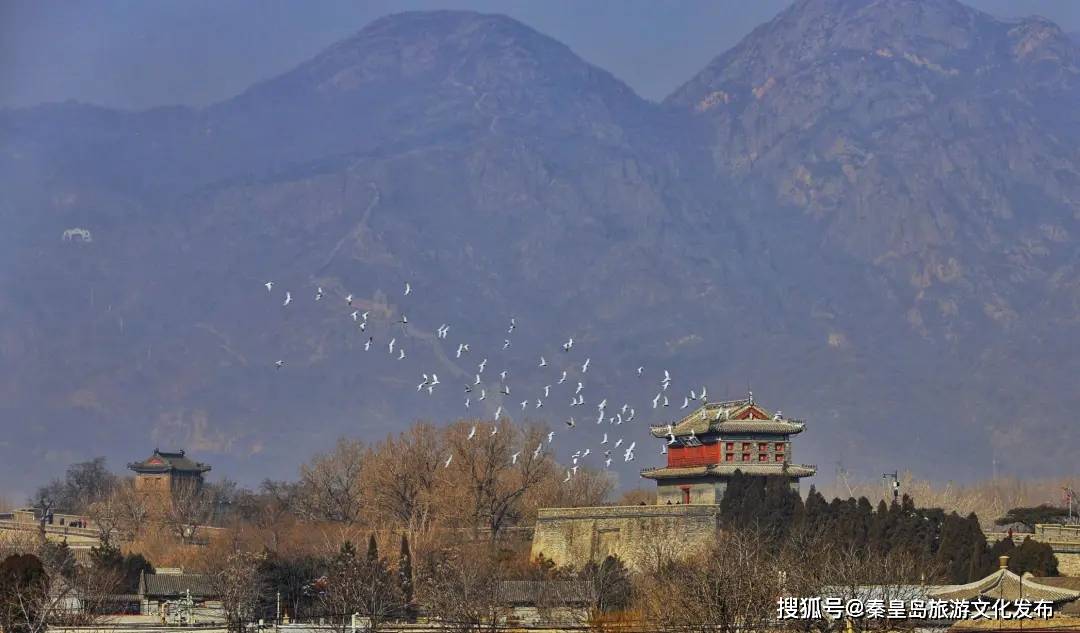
614,438 -> 623,448
604,457 -> 612,468
627,408 -> 635,422
358,321 -> 367,332
467,426 -> 477,440
474,374 -> 482,385
283,291 -> 292,306
388,338 -> 396,354
615,414 -> 623,425
667,433 -> 677,445
571,465 -> 579,476
535,399 -> 543,408
700,386 -> 708,401
346,294 -> 354,306
417,375 -> 429,391
597,398 -> 607,410
663,395 -> 670,407
690,389 -> 698,401
351,310 -> 359,321
500,384 -> 511,396
315,287 -> 324,301
652,393 -> 661,409
478,389 -> 487,401
444,454 -> 453,468
661,445 -> 667,454
274,360 -> 284,369
595,411 -> 604,424
398,349 -> 406,360
581,357 -> 591,373
360,310 -> 369,320
265,281 -> 273,293
601,433 -> 608,444
495,405 -> 503,418
456,343 -> 466,358
464,398 -> 470,409
508,317 -> 516,333
430,374 -> 440,386
563,471 -> 572,483
437,324 -> 450,339
502,339 -> 510,350
575,382 -> 584,395
547,431 -> 555,443
628,441 -> 636,452
533,443 -> 543,459
404,282 -> 412,296
663,369 -> 671,382
478,358 -> 488,372
562,338 -> 574,352
637,366 -> 644,376
566,417 -> 576,428
490,425 -> 498,436
543,385 -> 551,397
681,397 -> 690,409
500,370 -> 509,381
582,448 -> 591,457
520,400 -> 529,410
364,337 -> 373,351
399,314 -> 408,326
539,355 -> 547,367
624,448 -> 635,462
557,371 -> 567,384
511,451 -> 521,465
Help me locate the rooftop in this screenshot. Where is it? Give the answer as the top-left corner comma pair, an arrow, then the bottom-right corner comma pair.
138,571 -> 216,599
930,567 -> 1080,604
649,397 -> 805,440
127,449 -> 211,475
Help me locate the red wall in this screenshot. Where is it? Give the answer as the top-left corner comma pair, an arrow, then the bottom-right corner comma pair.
667,442 -> 721,467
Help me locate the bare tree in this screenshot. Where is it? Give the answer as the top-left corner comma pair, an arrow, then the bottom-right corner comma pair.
166,479 -> 214,544
367,424 -> 441,538
417,543 -> 507,633
294,439 -> 369,525
319,541 -> 403,633
209,550 -> 265,633
440,420 -> 554,538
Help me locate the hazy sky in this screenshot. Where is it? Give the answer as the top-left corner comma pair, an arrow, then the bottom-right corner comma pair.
3,0 -> 1079,110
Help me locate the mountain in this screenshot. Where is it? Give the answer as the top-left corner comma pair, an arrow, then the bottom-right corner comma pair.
2,2 -> 1079,497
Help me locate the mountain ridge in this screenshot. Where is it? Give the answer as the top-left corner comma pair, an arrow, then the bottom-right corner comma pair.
2,1 -> 1079,497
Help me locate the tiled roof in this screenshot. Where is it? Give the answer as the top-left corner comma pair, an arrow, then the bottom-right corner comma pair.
640,463 -> 816,479
930,569 -> 1080,603
139,573 -> 216,599
497,580 -> 591,605
128,449 -> 211,474
649,401 -> 805,439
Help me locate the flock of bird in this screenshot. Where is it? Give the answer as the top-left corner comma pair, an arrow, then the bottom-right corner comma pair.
262,279 -> 716,482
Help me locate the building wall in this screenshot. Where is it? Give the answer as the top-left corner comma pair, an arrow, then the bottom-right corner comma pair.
656,477 -> 726,505
531,505 -> 722,572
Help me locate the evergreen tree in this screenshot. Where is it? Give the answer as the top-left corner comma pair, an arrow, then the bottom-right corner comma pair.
1010,537 -> 1059,577
367,534 -> 379,564
397,535 -> 415,621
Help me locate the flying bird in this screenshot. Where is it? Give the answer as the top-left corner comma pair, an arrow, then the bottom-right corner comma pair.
404,282 -> 412,296
364,337 -> 373,351
637,366 -> 644,376
346,294 -> 354,306
490,425 -> 498,436
575,382 -> 584,395
351,310 -> 359,321
494,405 -> 503,418
264,281 -> 273,293
562,338 -> 574,352
652,393 -> 661,409
508,317 -> 516,333
398,349 -> 406,360
388,338 -> 396,354
566,417 -> 576,428
283,291 -> 292,306
467,426 -> 477,440
601,433 -> 608,444
444,454 -> 453,468
274,360 -> 284,369
547,431 -> 555,443
520,400 -> 529,410
543,385 -> 551,398
315,287 -> 324,301
557,371 -> 567,384
503,339 -> 511,350
511,451 -> 521,465
539,356 -> 547,367
581,358 -> 591,373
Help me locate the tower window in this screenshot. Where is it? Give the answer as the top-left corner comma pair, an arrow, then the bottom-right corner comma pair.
741,453 -> 750,462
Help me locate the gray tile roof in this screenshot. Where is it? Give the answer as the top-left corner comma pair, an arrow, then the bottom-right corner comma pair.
139,572 -> 216,599
497,580 -> 591,605
640,463 -> 816,479
128,449 -> 211,474
930,569 -> 1080,603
